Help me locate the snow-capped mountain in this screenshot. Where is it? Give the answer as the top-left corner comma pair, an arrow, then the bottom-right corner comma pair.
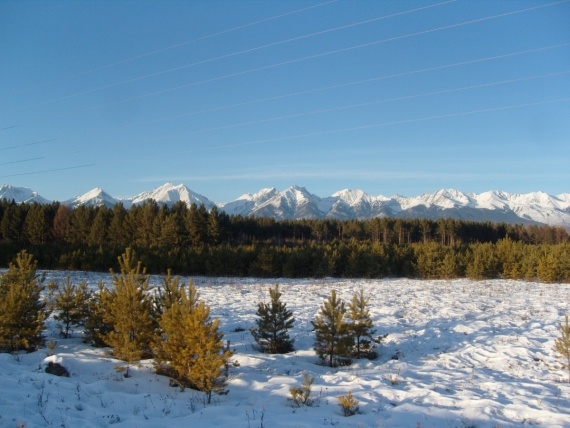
246,185 -> 326,220
64,188 -> 119,209
0,184 -> 50,204
222,185 -> 570,228
327,189 -> 396,219
219,187 -> 279,217
128,182 -> 215,210
2,183 -> 570,229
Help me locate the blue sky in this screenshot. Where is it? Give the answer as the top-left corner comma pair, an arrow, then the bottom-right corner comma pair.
1,0 -> 569,203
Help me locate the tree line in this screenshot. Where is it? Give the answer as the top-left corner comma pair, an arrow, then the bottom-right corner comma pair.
1,199 -> 569,282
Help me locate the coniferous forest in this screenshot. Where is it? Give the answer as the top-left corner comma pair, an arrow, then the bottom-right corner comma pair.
1,199 -> 569,282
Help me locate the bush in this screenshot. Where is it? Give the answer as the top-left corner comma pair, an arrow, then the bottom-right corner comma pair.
289,372 -> 314,407
337,390 -> 359,416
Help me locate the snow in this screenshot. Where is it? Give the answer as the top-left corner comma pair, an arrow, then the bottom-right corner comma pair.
219,188 -> 279,216
0,184 -> 50,204
129,183 -> 214,209
4,183 -> 570,228
2,272 -> 570,427
331,189 -> 370,206
64,188 -> 119,208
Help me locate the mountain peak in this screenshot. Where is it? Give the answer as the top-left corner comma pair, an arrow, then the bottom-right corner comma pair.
131,182 -> 214,209
64,187 -> 118,208
332,189 -> 369,204
2,184 -> 569,229
0,184 -> 50,204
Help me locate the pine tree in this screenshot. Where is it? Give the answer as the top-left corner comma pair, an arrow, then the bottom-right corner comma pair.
187,203 -> 209,246
65,205 -> 94,245
107,203 -> 128,248
251,284 -> 295,354
537,250 -> 560,283
23,203 -> 50,245
1,203 -> 24,243
87,208 -> 109,247
466,243 -> 499,279
53,277 -> 91,338
155,288 -> 234,403
52,204 -> 72,242
312,289 -> 352,367
184,302 -> 234,403
154,270 -> 198,319
153,272 -> 199,367
104,249 -> 155,376
554,315 -> 570,383
85,281 -> 113,347
347,289 -> 376,359
0,250 -> 47,352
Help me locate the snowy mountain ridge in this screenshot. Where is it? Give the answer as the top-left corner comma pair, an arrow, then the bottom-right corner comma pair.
2,183 -> 570,229
0,184 -> 50,205
63,187 -> 119,209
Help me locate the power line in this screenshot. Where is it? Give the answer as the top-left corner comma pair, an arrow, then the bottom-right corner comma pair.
179,97 -> 570,154
11,0 -> 339,95
141,43 -> 570,125
90,95 -> 570,164
32,0 -> 569,117
164,70 -> 570,135
136,70 -> 570,141
0,164 -> 95,178
0,157 -> 45,166
10,68 -> 570,163
12,43 -> 566,154
0,139 -> 56,151
15,0 -> 455,109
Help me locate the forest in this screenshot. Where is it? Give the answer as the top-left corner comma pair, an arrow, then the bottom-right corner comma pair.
1,199 -> 569,282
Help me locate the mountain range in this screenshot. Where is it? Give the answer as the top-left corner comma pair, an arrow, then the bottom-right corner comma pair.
1,183 -> 569,229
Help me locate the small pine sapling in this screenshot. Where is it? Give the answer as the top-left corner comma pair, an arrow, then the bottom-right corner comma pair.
347,289 -> 376,359
312,289 -> 353,367
251,284 -> 295,354
154,283 -> 235,404
337,390 -> 359,416
84,281 -> 113,347
104,249 -> 155,376
554,314 -> 570,383
289,372 -> 314,407
53,277 -> 91,338
0,250 -> 47,352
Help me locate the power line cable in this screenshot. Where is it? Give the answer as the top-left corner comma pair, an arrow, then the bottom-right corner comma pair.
11,0 -> 338,94
4,42 -> 567,153
11,69 -> 569,165
0,139 -> 56,151
0,157 -> 45,166
142,44 -> 570,125
27,0 -> 567,117
15,0 -> 455,108
0,164 -> 95,178
136,70 -> 570,141
178,97 -> 570,154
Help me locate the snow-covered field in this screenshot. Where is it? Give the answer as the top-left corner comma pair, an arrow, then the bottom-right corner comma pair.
1,272 -> 570,427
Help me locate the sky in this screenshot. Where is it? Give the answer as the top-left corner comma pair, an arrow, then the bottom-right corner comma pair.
1,0 -> 569,203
